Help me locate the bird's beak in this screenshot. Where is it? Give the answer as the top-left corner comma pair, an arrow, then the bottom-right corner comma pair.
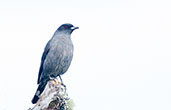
71,26 -> 79,30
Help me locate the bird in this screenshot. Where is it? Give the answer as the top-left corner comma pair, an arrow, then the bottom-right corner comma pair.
31,23 -> 79,104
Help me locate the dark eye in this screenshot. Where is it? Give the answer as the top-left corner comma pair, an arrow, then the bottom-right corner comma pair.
64,26 -> 68,29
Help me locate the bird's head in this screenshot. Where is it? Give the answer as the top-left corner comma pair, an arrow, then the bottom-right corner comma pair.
57,23 -> 79,34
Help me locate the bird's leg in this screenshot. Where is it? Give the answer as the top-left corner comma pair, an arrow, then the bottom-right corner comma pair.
59,75 -> 66,87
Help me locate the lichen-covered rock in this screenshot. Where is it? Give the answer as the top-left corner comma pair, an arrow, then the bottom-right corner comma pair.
29,79 -> 74,110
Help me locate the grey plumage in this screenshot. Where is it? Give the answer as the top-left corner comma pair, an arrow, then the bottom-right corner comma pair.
32,23 -> 78,104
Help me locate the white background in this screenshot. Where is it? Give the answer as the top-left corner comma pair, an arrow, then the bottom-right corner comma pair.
0,0 -> 171,110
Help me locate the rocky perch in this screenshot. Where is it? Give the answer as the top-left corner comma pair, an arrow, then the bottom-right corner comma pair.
29,79 -> 74,110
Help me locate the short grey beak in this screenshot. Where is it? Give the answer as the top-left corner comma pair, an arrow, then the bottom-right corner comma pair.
71,26 -> 79,30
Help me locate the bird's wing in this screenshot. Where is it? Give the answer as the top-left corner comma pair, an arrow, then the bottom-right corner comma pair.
37,40 -> 51,84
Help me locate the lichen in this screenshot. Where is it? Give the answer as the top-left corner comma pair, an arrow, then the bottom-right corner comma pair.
29,79 -> 75,110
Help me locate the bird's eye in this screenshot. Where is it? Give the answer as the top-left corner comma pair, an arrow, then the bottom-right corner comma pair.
64,26 -> 68,29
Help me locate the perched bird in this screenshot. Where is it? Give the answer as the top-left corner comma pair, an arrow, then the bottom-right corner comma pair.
32,23 -> 78,104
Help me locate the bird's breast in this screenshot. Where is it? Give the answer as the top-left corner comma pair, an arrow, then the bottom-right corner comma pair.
43,38 -> 73,75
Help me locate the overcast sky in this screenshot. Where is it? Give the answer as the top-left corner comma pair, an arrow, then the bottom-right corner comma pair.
0,0 -> 171,110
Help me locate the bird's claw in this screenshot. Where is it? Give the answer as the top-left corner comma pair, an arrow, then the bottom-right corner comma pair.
61,83 -> 66,88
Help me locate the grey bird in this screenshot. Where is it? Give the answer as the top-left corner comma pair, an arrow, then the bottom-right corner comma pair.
32,23 -> 78,104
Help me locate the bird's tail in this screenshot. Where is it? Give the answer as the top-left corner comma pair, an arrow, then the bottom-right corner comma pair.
32,80 -> 47,104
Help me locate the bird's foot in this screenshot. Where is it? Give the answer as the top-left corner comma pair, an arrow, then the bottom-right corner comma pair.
58,75 -> 66,88
51,78 -> 66,88
61,83 -> 66,88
